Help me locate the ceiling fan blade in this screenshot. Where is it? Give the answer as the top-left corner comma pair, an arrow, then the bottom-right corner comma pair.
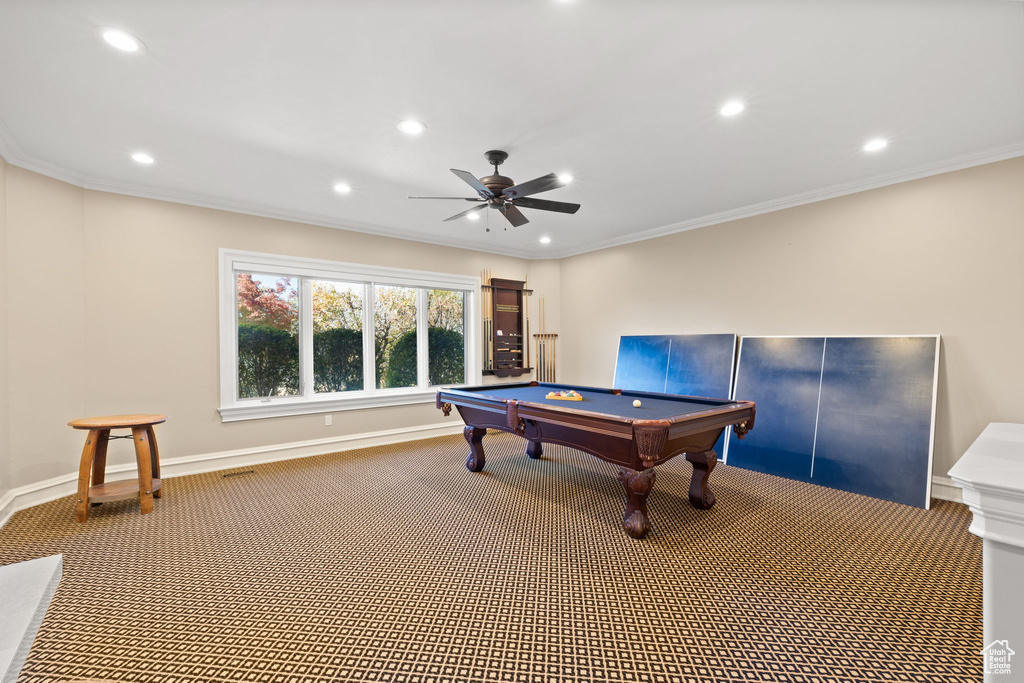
451,169 -> 495,198
514,197 -> 581,214
502,173 -> 564,199
409,196 -> 483,201
443,203 -> 489,222
499,203 -> 529,227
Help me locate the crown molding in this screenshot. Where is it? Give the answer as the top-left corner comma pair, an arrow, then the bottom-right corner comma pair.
79,176 -> 540,259
2,124 -> 1022,262
0,120 -> 88,187
0,133 -> 540,260
546,140 -> 1024,259
0,115 -> 22,164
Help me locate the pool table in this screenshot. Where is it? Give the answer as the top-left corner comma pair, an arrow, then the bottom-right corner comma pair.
436,381 -> 756,538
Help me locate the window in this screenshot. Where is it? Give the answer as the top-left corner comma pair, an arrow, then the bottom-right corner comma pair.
236,274 -> 299,398
428,289 -> 466,386
374,285 -> 417,389
220,249 -> 479,421
312,280 -> 363,393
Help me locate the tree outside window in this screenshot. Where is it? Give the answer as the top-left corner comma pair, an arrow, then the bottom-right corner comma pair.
312,281 -> 363,393
236,273 -> 299,398
222,250 -> 477,421
428,290 -> 465,385
376,286 -> 417,388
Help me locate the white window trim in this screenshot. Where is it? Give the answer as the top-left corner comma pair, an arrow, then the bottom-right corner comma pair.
219,248 -> 480,422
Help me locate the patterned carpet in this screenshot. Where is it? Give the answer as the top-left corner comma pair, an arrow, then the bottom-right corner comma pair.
0,431 -> 982,683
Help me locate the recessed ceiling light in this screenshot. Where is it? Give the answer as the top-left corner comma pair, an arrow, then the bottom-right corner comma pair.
863,138 -> 888,152
397,119 -> 426,135
539,236 -> 551,244
557,173 -> 574,184
467,212 -> 480,221
333,182 -> 352,194
720,101 -> 745,117
101,28 -> 144,53
131,152 -> 154,165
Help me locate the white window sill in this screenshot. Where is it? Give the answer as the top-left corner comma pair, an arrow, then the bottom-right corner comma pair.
219,388 -> 443,422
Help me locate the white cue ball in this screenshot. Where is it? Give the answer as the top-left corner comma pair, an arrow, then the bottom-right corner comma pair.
632,399 -> 642,408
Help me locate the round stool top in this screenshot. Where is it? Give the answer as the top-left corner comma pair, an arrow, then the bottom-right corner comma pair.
68,414 -> 167,429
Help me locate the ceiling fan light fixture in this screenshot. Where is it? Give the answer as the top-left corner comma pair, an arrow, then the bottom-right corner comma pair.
100,28 -> 144,53
397,119 -> 426,135
720,100 -> 745,117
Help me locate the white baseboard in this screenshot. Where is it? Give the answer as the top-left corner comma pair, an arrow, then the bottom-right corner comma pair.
0,431 -> 969,530
931,474 -> 964,504
0,490 -> 14,533
0,421 -> 463,529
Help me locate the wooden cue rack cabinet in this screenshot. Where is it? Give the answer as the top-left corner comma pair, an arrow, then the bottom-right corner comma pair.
483,277 -> 533,378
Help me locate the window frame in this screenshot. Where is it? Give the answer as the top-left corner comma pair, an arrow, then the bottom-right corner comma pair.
219,248 -> 480,422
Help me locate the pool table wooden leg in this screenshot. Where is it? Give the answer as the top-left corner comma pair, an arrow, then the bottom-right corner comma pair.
685,450 -> 718,509
617,467 -> 656,538
464,426 -> 487,472
525,440 -> 543,459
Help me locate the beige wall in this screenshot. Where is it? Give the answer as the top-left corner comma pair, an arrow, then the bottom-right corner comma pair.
558,157 -> 1024,477
522,258 -> 561,378
6,167 -> 88,489
3,156 -> 1022,495
3,167 -> 538,488
0,156 -> 9,497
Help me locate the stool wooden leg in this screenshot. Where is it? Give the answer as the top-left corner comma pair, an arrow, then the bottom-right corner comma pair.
132,426 -> 155,515
91,430 -> 110,487
76,429 -> 102,522
146,424 -> 162,499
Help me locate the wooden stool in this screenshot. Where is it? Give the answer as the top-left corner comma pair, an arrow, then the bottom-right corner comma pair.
69,414 -> 166,522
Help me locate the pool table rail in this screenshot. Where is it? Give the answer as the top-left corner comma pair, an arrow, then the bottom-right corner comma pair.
436,382 -> 755,538
437,387 -> 754,470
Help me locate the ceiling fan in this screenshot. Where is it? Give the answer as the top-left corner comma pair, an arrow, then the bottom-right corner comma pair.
409,150 -> 580,231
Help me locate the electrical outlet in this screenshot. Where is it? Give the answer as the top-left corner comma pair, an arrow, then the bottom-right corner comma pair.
324,414 -> 332,426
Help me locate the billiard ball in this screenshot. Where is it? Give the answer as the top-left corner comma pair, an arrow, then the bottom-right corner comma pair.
632,399 -> 642,408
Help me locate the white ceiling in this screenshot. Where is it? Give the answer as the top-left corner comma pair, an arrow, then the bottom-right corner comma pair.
0,1 -> 1022,259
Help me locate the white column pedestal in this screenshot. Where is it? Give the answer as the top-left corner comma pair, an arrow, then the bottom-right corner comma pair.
950,423 -> 1024,682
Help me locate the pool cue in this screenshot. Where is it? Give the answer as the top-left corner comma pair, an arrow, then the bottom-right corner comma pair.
487,268 -> 493,370
541,297 -> 547,381
483,268 -> 491,370
525,305 -> 530,374
524,273 -> 531,374
479,269 -> 482,368
548,305 -> 553,382
552,330 -> 557,382
485,270 -> 489,370
485,268 -> 489,371
539,297 -> 543,381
